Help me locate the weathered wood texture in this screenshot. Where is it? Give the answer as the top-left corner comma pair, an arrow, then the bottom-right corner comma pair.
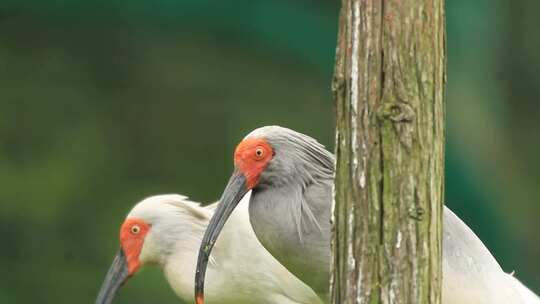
330,0 -> 446,303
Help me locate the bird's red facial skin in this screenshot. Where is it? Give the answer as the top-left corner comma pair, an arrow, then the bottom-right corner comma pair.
119,218 -> 151,276
234,138 -> 273,189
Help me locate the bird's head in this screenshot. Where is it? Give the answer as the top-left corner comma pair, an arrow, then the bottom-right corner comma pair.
119,217 -> 151,275
96,194 -> 209,304
194,125 -> 333,304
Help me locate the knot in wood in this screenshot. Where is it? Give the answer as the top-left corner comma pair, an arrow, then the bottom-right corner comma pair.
377,102 -> 415,123
331,73 -> 346,93
408,206 -> 425,221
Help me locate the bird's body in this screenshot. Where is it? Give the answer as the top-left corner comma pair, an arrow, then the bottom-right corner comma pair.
196,125 -> 539,304
442,208 -> 539,304
96,194 -> 322,304
252,184 -> 540,304
158,194 -> 322,304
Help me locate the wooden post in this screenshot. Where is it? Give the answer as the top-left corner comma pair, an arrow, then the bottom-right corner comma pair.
331,0 -> 446,303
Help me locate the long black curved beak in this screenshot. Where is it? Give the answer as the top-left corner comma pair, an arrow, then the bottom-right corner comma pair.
96,248 -> 130,304
194,169 -> 249,304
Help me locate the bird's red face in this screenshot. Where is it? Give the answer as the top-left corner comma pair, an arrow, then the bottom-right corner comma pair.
119,218 -> 151,276
234,138 -> 274,189
195,137 -> 274,304
96,218 -> 151,304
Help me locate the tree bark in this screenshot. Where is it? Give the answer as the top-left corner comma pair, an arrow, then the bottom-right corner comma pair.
330,0 -> 446,303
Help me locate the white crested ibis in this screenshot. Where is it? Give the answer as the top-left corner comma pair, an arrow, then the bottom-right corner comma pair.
96,193 -> 322,304
195,125 -> 539,304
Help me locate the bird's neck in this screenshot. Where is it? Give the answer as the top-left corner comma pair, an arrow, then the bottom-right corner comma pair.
160,225 -> 208,302
250,179 -> 332,295
160,209 -> 240,302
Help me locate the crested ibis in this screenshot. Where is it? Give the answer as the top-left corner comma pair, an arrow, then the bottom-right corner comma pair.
96,193 -> 322,304
195,125 -> 540,304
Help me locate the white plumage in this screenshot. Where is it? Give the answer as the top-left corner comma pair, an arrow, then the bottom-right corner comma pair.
114,193 -> 322,304
443,208 -> 539,304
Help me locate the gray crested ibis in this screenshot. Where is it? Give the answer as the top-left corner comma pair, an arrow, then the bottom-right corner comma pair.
96,193 -> 322,304
195,125 -> 540,304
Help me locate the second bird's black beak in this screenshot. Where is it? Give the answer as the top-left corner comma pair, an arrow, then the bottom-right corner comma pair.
194,169 -> 249,304
95,248 -> 130,304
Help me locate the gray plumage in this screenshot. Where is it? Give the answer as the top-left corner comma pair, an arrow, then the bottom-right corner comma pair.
247,126 -> 334,295
243,126 -> 539,303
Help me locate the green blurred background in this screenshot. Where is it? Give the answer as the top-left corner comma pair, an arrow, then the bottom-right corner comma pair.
0,0 -> 538,303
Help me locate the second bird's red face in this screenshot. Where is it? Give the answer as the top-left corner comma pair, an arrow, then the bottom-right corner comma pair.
119,218 -> 151,276
234,138 -> 274,189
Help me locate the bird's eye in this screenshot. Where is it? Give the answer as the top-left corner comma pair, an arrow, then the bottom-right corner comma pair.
255,147 -> 264,159
131,225 -> 141,234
